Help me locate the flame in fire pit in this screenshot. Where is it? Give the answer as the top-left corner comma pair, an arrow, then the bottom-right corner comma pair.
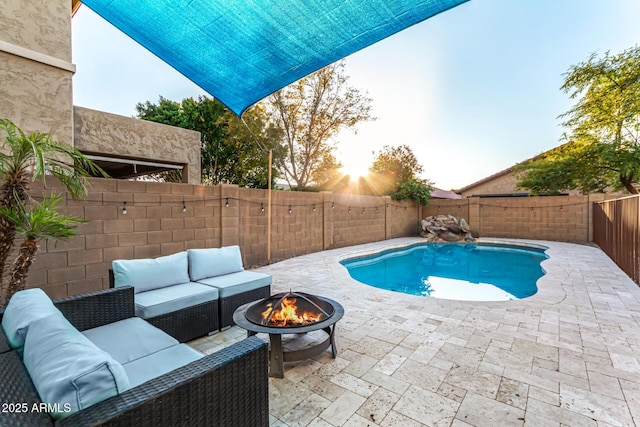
262,297 -> 324,327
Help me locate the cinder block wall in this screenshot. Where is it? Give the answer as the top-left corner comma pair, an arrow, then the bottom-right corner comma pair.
386,200 -> 422,239
332,194 -> 389,248
423,195 -> 614,243
21,179 -> 419,299
25,178 -> 226,298
20,179 -> 613,300
238,188 -> 325,265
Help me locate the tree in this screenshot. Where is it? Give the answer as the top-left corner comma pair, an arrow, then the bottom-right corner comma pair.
308,154 -> 342,191
1,195 -> 83,303
136,96 -> 279,187
517,46 -> 640,195
371,145 -> 424,184
266,61 -> 374,191
0,119 -> 104,291
370,145 -> 432,205
216,105 -> 282,188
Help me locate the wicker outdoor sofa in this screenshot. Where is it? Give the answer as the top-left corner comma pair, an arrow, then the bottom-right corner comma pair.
109,246 -> 272,342
0,286 -> 269,426
107,267 -> 219,343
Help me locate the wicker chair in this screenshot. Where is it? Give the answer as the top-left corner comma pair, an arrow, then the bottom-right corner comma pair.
0,286 -> 269,426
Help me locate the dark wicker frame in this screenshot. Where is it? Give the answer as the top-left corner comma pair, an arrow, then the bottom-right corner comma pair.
145,299 -> 218,343
108,270 -> 219,342
219,286 -> 271,329
108,268 -> 271,332
0,286 -> 269,427
0,325 -> 10,354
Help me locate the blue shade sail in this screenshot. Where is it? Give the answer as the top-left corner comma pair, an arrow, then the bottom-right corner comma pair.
81,0 -> 469,116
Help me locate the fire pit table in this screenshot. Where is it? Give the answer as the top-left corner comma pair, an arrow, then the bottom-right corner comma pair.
233,292 -> 344,378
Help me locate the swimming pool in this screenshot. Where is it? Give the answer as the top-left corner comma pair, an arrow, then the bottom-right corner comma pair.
340,243 -> 548,301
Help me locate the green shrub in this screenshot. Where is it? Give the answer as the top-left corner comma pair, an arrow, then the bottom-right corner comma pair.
390,178 -> 432,206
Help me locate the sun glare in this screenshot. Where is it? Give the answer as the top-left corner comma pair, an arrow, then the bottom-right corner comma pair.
340,162 -> 370,180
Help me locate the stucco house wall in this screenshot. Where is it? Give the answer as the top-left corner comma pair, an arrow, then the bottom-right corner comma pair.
457,171 -> 520,198
458,163 -> 588,198
1,0 -> 202,184
0,0 -> 74,144
74,107 -> 202,184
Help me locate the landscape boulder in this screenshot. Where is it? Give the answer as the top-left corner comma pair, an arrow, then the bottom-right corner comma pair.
420,215 -> 478,242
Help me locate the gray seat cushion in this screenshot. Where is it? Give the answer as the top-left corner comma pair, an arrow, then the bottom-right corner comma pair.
134,282 -> 219,319
82,317 -> 178,365
123,344 -> 203,388
195,270 -> 272,298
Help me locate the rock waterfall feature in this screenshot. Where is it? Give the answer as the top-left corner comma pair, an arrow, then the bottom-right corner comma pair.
420,215 -> 479,242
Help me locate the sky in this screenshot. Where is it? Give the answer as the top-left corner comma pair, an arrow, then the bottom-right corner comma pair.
71,0 -> 640,191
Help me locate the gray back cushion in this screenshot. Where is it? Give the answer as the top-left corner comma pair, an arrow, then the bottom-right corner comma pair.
112,251 -> 190,293
1,288 -> 61,356
23,313 -> 130,419
188,246 -> 244,281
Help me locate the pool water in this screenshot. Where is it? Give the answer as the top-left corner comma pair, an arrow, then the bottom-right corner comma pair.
340,243 -> 548,301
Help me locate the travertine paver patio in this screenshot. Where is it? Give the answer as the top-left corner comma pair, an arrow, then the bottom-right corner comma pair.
190,238 -> 640,426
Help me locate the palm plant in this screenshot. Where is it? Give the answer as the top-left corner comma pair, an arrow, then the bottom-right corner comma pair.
0,118 -> 106,283
0,195 -> 84,302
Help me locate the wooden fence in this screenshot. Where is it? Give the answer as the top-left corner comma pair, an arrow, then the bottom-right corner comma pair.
593,195 -> 640,284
